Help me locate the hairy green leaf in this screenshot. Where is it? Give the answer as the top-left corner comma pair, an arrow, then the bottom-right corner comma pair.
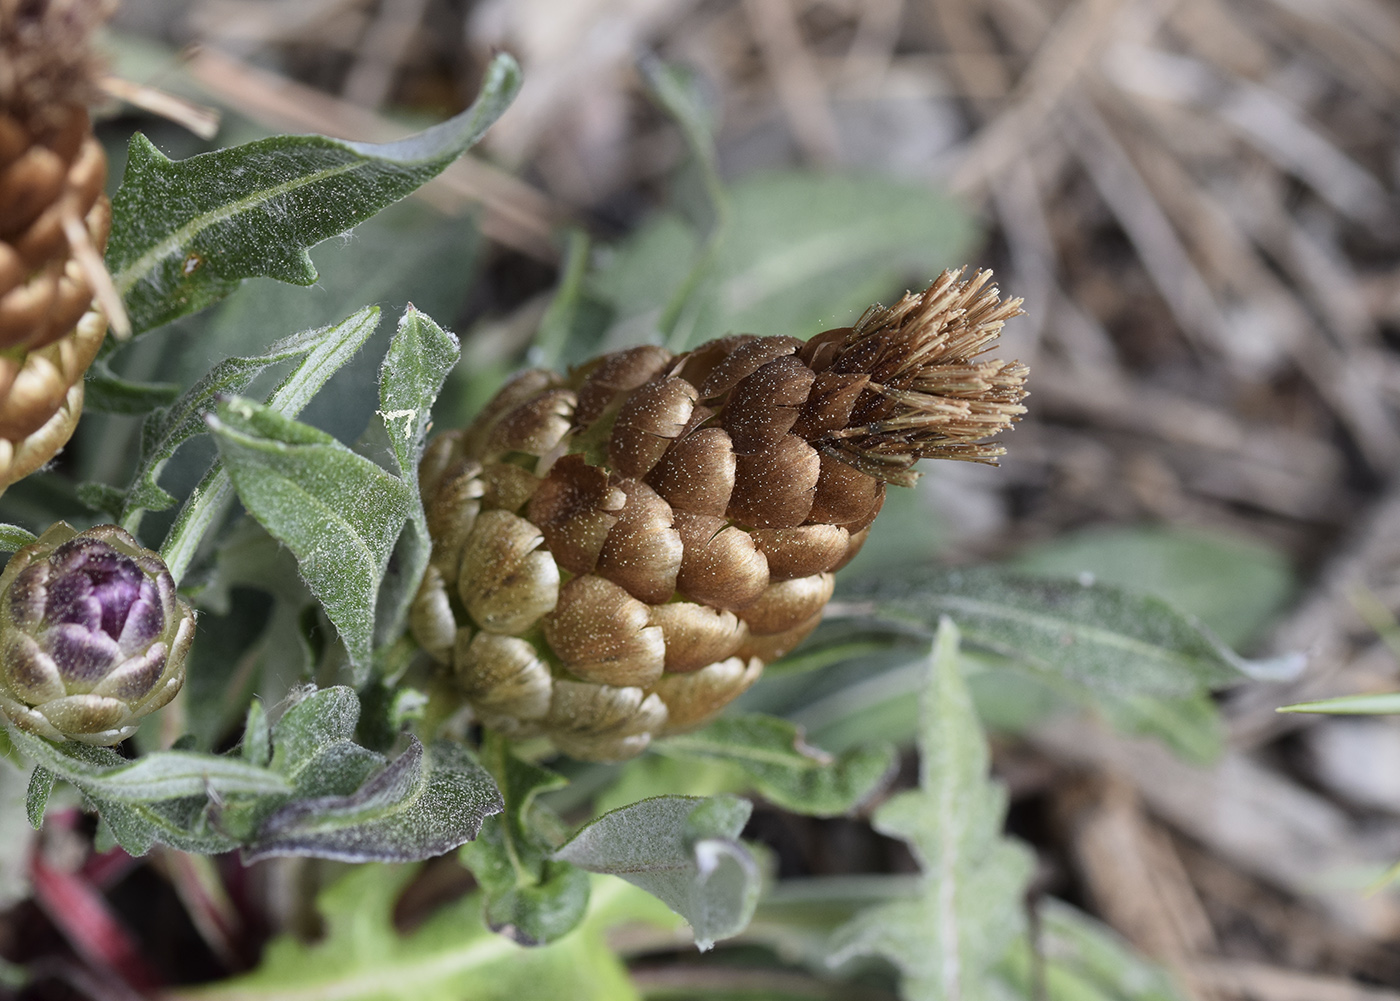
208,396 -> 415,679
1011,525 -> 1295,649
555,794 -> 760,951
120,307 -> 381,526
107,53 -> 521,335
160,306 -> 382,583
840,566 -> 1301,698
0,525 -> 36,552
371,307 -> 460,646
830,619 -> 1033,1001
167,864 -> 675,1001
656,714 -> 895,816
83,359 -> 180,415
460,737 -> 590,945
5,725 -> 292,801
25,766 -> 52,830
246,737 -> 502,863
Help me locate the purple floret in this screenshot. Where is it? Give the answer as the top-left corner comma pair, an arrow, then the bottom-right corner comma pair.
39,538 -> 165,681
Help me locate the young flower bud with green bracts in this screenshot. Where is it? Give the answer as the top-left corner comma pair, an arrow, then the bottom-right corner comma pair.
413,267 -> 1028,761
0,523 -> 193,745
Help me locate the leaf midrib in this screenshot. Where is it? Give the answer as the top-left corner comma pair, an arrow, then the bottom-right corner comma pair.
114,157 -> 365,296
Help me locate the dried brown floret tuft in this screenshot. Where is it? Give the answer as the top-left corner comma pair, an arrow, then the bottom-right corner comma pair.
414,267 -> 1028,760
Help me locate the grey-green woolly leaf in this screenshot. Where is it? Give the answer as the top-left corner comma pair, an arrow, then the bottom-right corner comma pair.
121,308 -> 381,524
107,53 -> 521,335
998,900 -> 1188,1001
268,686 -> 381,794
208,396 -> 415,679
371,307 -> 460,646
840,566 -> 1301,699
245,738 -> 502,863
1010,526 -> 1295,649
829,619 -> 1033,1001
160,306 -> 381,584
211,686 -> 384,845
555,794 -> 760,951
83,792 -> 242,856
461,736 -> 590,946
171,864 -> 672,1001
656,714 -> 896,816
25,766 -> 52,830
4,726 -> 293,802
0,524 -> 37,552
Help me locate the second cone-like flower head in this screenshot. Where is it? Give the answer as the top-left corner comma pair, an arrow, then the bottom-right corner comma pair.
413,268 -> 1028,761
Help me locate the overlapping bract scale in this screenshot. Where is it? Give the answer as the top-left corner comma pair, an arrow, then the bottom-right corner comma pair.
413,268 -> 1027,760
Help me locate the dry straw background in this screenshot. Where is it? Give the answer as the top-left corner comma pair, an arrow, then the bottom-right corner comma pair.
102,0 -> 1400,996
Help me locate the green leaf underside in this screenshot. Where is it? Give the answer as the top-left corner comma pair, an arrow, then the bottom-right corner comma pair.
460,738 -> 589,946
159,305 -> 381,583
656,714 -> 895,817
208,397 -> 414,679
1278,692 -> 1400,715
829,619 -> 1033,1001
107,53 -> 521,336
841,566 -> 1256,698
554,794 -> 760,951
167,864 -> 674,1001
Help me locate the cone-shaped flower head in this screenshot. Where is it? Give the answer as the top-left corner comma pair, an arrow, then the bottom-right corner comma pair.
0,0 -> 116,492
414,268 -> 1027,761
0,523 -> 193,745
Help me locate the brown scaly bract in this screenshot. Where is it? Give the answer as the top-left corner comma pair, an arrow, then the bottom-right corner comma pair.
413,267 -> 1028,761
0,0 -> 115,491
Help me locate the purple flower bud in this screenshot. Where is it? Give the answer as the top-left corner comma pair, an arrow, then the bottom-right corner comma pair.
0,523 -> 193,745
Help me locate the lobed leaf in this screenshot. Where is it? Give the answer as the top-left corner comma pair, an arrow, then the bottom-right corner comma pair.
830,619 -> 1033,1001
107,53 -> 521,335
208,397 -> 415,680
555,794 -> 760,951
655,713 -> 896,817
